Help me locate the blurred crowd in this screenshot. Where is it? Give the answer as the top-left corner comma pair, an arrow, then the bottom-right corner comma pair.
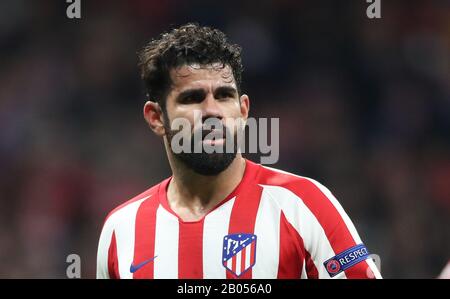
0,0 -> 448,278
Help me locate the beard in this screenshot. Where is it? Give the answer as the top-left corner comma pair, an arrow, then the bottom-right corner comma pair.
164,119 -> 238,176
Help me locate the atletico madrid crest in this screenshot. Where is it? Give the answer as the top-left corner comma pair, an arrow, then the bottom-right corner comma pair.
222,233 -> 257,277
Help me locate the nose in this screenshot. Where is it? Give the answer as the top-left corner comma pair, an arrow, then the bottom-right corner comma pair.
201,93 -> 223,122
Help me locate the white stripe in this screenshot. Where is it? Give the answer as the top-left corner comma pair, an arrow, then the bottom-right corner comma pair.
306,178 -> 382,279
153,205 -> 179,278
252,188 -> 281,278
203,197 -> 236,278
112,197 -> 149,279
301,260 -> 308,279
227,257 -> 232,271
260,184 -> 342,279
96,219 -> 114,278
236,250 -> 241,276
245,244 -> 251,269
366,258 -> 382,278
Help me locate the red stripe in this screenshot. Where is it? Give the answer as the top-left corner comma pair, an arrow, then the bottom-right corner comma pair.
241,246 -> 246,275
277,212 -> 304,278
250,242 -> 255,266
232,255 -> 237,274
227,183 -> 263,279
132,195 -> 159,279
305,249 -> 319,279
108,231 -> 119,279
258,166 -> 372,278
178,222 -> 204,278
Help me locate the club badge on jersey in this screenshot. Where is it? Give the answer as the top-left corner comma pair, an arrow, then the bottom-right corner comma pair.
222,233 -> 257,277
323,244 -> 371,277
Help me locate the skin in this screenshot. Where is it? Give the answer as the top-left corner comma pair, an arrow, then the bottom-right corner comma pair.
143,64 -> 250,222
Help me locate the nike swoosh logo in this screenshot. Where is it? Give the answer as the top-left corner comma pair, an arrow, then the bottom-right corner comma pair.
129,256 -> 157,273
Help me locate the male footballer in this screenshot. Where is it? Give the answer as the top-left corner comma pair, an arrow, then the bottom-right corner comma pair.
96,23 -> 381,279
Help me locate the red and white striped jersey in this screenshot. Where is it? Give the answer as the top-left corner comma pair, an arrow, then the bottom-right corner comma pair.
97,159 -> 381,279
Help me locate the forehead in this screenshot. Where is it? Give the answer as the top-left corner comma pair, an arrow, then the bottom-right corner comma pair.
169,63 -> 236,92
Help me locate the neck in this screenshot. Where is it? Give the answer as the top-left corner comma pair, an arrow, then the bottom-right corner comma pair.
166,153 -> 246,221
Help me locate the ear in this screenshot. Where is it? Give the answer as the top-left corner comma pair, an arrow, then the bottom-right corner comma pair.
143,101 -> 166,136
239,94 -> 250,121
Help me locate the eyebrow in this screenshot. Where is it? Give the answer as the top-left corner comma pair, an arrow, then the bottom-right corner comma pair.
176,88 -> 205,102
176,86 -> 238,101
214,86 -> 238,96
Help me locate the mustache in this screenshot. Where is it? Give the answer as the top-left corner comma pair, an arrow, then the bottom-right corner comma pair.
200,129 -> 225,139
164,119 -> 238,142
193,127 -> 234,140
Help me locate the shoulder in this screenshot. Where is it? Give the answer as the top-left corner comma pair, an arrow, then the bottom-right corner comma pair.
255,163 -> 332,197
101,180 -> 163,232
253,163 -> 344,217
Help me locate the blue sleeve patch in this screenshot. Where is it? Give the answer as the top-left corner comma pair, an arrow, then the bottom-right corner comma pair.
323,244 -> 370,277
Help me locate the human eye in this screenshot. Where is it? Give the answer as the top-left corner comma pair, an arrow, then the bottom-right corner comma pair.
179,91 -> 205,104
215,88 -> 236,101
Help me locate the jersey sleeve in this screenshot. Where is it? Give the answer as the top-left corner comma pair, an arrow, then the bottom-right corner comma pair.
278,175 -> 382,279
96,216 -> 117,279
301,179 -> 382,279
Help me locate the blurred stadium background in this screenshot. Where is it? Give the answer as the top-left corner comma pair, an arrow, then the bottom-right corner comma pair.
0,0 -> 448,278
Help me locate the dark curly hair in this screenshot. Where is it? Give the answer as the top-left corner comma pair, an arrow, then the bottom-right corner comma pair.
138,23 -> 243,109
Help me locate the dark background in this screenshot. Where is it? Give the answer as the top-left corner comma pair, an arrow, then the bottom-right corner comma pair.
0,0 -> 448,278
